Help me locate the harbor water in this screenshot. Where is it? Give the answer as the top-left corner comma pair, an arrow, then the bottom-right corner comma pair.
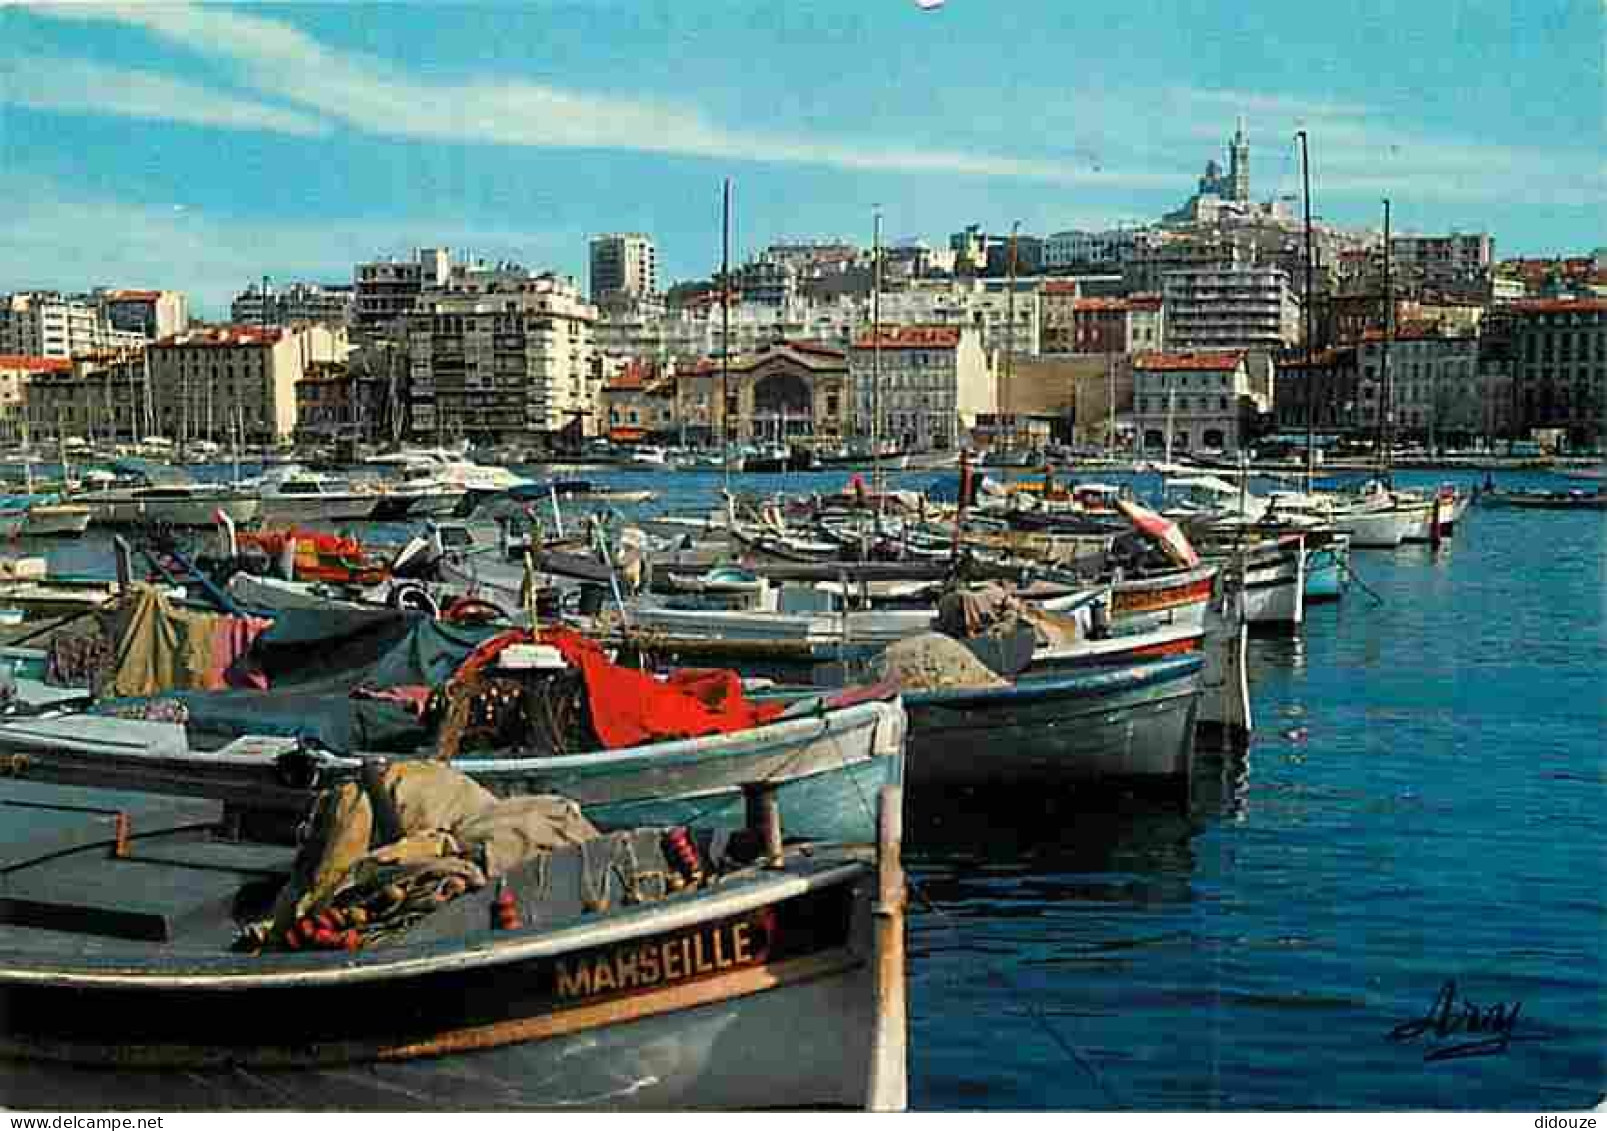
5,463 -> 1603,1110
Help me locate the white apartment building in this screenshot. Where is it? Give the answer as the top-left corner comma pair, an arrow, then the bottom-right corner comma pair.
354,247 -> 451,330
1043,228 -> 1143,272
877,278 -> 1042,357
231,281 -> 354,327
1388,232 -> 1493,284
1162,266 -> 1300,354
1,293 -> 144,358
849,324 -> 995,450
407,277 -> 598,441
589,233 -> 658,303
98,289 -> 189,340
148,324 -> 347,444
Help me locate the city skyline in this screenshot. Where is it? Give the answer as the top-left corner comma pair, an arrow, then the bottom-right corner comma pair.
1,1 -> 1601,316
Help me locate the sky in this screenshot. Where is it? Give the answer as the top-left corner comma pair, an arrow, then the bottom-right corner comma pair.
0,0 -> 1601,317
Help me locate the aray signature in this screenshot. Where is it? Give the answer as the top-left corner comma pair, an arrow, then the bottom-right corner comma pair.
1387,979 -> 1522,1061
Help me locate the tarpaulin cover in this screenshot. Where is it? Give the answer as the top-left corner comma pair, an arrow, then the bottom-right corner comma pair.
94,608 -> 498,752
456,627 -> 786,750
251,608 -> 497,690
98,585 -> 270,698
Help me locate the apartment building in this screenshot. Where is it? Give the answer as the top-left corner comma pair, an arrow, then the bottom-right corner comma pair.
1132,350 -> 1262,454
1,293 -> 144,358
98,289 -> 189,340
849,324 -> 994,450
24,348 -> 150,442
1162,265 -> 1300,354
589,233 -> 658,303
232,281 -> 355,327
354,248 -> 451,331
406,277 -> 598,442
1502,297 -> 1607,449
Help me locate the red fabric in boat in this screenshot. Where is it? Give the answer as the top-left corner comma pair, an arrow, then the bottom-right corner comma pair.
453,628 -> 785,750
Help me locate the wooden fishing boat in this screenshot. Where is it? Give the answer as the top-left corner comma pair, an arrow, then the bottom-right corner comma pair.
0,685 -> 908,845
900,654 -> 1203,791
0,776 -> 907,1111
1478,487 -> 1607,511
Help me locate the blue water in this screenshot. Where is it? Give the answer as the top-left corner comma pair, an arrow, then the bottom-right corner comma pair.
7,462 -> 1604,1110
903,470 -> 1607,1111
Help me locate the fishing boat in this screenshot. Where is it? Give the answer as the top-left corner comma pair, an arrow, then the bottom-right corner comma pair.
509,480 -> 658,507
1478,487 -> 1607,510
0,775 -> 908,1111
0,613 -> 908,845
900,654 -> 1203,791
1302,531 -> 1351,602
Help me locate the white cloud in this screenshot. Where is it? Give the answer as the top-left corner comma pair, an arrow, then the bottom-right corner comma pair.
0,55 -> 330,136
19,2 -> 1170,188
0,174 -> 581,317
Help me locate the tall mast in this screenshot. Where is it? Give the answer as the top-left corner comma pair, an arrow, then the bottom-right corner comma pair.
1005,220 -> 1020,452
871,206 -> 883,499
721,177 -> 732,496
1298,129 -> 1316,492
1379,198 -> 1393,488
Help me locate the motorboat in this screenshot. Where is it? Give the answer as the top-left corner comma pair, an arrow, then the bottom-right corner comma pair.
256,466 -> 382,523
70,460 -> 260,527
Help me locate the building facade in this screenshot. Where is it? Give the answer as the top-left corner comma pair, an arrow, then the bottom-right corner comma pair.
850,325 -> 994,451
354,248 -> 451,331
24,348 -> 150,443
1,355 -> 72,433
1273,345 -> 1361,435
233,282 -> 355,328
589,233 -> 658,303
1162,265 -> 1300,355
1,293 -> 144,358
1132,350 -> 1262,454
1389,232 -> 1494,287
98,289 -> 188,340
148,325 -> 346,446
1503,297 -> 1607,449
405,277 -> 598,443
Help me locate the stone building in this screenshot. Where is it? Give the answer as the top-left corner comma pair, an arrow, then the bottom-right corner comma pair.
850,325 -> 994,451
1132,350 -> 1263,455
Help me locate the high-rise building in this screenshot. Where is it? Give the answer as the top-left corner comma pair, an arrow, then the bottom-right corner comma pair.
354,248 -> 451,330
1162,265 -> 1300,354
1229,118 -> 1250,203
232,281 -> 354,327
589,233 -> 658,303
1,292 -> 144,358
406,276 -> 598,442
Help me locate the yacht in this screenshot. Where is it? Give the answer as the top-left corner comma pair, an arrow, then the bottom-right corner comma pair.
255,465 -> 382,524
71,462 -> 260,527
359,453 -> 470,520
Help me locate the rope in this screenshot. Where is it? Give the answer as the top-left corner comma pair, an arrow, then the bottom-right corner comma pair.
1338,555 -> 1385,606
824,722 -> 1127,1109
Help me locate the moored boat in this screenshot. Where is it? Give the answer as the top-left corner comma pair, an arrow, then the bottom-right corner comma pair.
0,775 -> 908,1110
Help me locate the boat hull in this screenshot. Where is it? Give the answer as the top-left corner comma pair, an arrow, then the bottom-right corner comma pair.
1333,506 -> 1415,548
258,496 -> 381,524
84,495 -> 261,527
20,506 -> 92,537
902,656 -> 1202,789
0,698 -> 908,845
0,854 -> 887,1111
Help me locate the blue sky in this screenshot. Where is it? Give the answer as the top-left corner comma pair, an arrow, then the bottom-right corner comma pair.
1,1 -> 1601,316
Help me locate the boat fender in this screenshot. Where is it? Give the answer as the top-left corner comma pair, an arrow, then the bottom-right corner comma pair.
492,877 -> 522,930
662,826 -> 704,885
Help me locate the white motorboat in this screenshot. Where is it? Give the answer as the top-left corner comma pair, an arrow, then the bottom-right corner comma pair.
255,466 -> 381,524
70,461 -> 260,527
21,502 -> 92,538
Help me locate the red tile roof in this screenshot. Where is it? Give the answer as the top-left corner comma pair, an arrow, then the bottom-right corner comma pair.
852,325 -> 961,350
1041,280 -> 1081,295
1072,297 -> 1129,312
1132,350 -> 1247,372
154,326 -> 284,348
0,355 -> 71,373
103,289 -> 163,302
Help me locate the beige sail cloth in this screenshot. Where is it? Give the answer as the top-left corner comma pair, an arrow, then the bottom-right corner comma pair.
935,584 -> 1084,649
99,585 -> 224,698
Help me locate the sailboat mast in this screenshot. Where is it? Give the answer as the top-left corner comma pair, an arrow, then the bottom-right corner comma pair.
1005,220 -> 1020,452
1379,198 -> 1393,488
721,177 -> 732,496
1299,129 -> 1316,492
871,206 -> 883,501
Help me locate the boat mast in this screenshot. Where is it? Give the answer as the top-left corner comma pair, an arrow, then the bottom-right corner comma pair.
1379,198 -> 1393,489
1005,220 -> 1020,453
721,176 -> 732,497
1298,129 -> 1316,493
871,205 -> 883,502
